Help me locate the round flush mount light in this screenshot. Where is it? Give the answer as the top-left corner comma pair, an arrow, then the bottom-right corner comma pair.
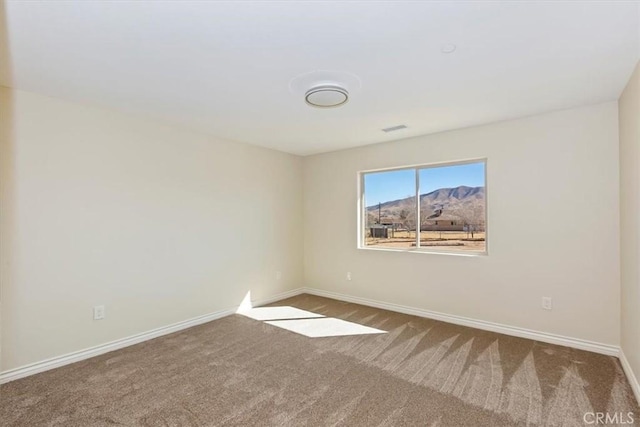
441,44 -> 457,54
305,84 -> 349,108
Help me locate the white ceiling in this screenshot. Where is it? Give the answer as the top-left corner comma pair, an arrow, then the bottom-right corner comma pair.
1,1 -> 639,155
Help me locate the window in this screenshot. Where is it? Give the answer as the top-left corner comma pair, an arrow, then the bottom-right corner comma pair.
360,160 -> 486,254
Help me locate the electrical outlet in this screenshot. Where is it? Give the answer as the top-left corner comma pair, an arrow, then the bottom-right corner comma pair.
276,271 -> 282,280
346,272 -> 352,281
541,297 -> 552,310
93,305 -> 105,320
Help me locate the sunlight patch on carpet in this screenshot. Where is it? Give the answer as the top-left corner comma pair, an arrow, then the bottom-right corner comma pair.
265,317 -> 386,338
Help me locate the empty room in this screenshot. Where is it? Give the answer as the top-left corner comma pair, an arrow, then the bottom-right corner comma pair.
1,1 -> 640,426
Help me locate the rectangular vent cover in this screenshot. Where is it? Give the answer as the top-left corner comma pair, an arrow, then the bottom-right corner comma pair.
382,124 -> 407,133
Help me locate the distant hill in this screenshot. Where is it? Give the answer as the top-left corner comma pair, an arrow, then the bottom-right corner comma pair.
366,186 -> 485,225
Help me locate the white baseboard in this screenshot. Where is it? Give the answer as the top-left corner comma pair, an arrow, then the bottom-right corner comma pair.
0,286 -> 626,387
620,349 -> 640,405
302,287 -> 620,357
0,287 -> 305,384
253,287 -> 305,306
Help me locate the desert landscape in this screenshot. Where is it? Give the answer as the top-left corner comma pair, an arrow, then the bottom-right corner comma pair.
365,185 -> 486,251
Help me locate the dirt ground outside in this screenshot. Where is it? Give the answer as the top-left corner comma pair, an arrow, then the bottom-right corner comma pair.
364,230 -> 486,251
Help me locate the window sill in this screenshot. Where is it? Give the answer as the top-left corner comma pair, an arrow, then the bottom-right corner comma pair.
357,245 -> 487,257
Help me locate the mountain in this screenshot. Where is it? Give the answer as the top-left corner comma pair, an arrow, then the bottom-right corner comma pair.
366,186 -> 485,224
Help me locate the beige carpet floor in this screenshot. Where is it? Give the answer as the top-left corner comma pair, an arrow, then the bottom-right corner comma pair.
1,294 -> 638,426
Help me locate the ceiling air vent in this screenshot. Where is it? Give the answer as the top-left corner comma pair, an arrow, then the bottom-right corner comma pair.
382,124 -> 407,133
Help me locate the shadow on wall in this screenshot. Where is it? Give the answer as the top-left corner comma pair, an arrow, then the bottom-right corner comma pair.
1,0 -> 15,373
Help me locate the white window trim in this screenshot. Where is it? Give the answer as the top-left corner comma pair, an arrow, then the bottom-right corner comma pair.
357,158 -> 488,256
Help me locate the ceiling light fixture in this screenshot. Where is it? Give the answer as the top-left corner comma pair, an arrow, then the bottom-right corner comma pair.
441,44 -> 457,54
305,84 -> 349,108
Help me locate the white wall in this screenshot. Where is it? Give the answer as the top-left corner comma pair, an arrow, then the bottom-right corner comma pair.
0,87 -> 303,372
620,61 -> 640,389
0,87 -> 626,374
303,102 -> 620,346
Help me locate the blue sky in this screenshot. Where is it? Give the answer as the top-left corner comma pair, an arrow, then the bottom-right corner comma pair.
364,162 -> 485,207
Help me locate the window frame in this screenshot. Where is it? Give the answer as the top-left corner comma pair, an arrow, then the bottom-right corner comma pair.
357,158 -> 488,256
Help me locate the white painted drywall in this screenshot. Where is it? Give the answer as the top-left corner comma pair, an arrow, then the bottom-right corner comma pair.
3,2 -> 638,155
303,102 -> 620,345
620,61 -> 640,386
0,87 -> 303,371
